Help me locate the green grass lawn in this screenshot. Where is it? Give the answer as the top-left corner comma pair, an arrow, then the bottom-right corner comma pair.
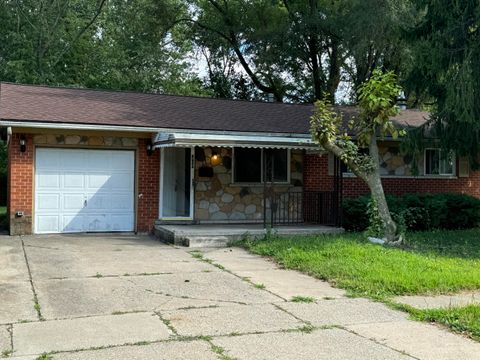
409,304 -> 480,341
240,230 -> 480,299
0,206 -> 6,229
239,229 -> 480,341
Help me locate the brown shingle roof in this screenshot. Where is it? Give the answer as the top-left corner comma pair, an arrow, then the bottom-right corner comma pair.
0,83 -> 429,134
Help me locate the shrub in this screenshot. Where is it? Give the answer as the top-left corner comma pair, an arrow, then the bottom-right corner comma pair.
342,193 -> 480,232
342,196 -> 369,231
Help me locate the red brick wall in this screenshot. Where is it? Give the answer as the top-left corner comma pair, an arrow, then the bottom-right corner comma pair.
8,134 -> 34,235
136,139 -> 160,233
304,153 -> 480,198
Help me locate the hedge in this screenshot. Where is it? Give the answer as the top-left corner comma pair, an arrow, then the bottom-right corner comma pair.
342,193 -> 480,232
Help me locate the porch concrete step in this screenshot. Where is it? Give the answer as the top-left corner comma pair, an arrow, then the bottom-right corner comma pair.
154,223 -> 344,248
185,236 -> 233,248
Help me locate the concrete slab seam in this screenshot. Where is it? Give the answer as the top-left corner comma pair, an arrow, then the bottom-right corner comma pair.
191,251 -> 287,302
20,236 -> 44,321
271,303 -> 312,325
341,325 -> 420,360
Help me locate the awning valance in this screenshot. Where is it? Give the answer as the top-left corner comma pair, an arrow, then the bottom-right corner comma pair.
153,132 -> 317,150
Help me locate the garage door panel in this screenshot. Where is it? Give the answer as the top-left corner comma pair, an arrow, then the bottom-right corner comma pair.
36,171 -> 60,189
85,214 -> 110,232
36,149 -> 60,168
109,173 -> 134,190
63,215 -> 85,232
111,195 -> 133,210
64,172 -> 85,189
111,152 -> 134,170
86,173 -> 111,190
111,215 -> 134,231
61,151 -> 85,169
63,194 -> 85,211
35,149 -> 135,234
36,215 -> 60,233
87,194 -> 110,211
36,194 -> 60,211
87,152 -> 111,169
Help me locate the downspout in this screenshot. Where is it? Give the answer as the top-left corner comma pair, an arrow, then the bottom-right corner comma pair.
6,127 -> 11,145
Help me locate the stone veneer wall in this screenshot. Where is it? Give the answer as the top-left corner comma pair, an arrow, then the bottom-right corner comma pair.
377,144 -> 429,176
194,148 -> 303,222
33,134 -> 139,147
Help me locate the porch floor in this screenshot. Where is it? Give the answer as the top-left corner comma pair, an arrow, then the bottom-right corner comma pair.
154,223 -> 344,247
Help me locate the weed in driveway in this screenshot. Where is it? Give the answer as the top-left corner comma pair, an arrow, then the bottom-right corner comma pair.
36,354 -> 53,360
213,263 -> 225,270
297,324 -> 316,333
253,283 -> 266,289
2,350 -> 12,358
189,251 -> 204,259
33,302 -> 44,320
209,342 -> 236,360
291,296 -> 315,303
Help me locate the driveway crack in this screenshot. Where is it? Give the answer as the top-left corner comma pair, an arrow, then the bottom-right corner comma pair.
7,323 -> 13,355
341,326 -> 421,360
20,236 -> 44,321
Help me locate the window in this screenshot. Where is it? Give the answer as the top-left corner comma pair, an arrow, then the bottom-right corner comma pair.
233,148 -> 289,183
233,148 -> 262,183
425,149 -> 455,175
265,149 -> 289,182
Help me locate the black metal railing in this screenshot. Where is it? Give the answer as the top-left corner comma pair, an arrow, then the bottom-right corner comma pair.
267,190 -> 340,226
302,191 -> 340,226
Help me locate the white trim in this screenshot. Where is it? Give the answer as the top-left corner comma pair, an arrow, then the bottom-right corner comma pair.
231,147 -> 290,185
0,120 -> 313,138
159,149 -> 164,219
159,147 -> 195,220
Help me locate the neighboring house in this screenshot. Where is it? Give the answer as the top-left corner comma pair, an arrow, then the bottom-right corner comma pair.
0,83 -> 477,236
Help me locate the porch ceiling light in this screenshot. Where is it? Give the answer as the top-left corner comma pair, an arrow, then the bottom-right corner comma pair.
20,136 -> 26,153
211,149 -> 221,166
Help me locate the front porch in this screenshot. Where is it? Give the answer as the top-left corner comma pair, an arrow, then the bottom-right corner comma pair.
154,223 -> 344,247
154,131 -> 344,246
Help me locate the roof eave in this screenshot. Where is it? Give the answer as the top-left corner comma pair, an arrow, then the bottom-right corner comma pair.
0,119 -> 313,138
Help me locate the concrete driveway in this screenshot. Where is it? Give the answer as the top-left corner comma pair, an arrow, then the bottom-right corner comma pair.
1,234 -> 479,359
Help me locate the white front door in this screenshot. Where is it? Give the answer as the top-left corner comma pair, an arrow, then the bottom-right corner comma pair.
160,147 -> 194,219
34,148 -> 135,233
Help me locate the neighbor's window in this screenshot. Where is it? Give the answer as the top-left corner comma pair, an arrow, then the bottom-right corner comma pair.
425,149 -> 455,175
233,148 -> 289,183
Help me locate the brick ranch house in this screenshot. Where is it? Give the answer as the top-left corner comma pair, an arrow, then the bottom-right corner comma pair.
0,83 -> 478,236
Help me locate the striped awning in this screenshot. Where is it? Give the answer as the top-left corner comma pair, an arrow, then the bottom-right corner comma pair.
153,132 -> 317,150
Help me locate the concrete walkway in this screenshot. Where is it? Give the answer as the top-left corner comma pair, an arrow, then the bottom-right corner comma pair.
394,291 -> 480,309
1,234 -> 479,359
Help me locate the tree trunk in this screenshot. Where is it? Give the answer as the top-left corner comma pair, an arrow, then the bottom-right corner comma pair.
365,174 -> 399,244
366,136 -> 402,245
319,138 -> 402,245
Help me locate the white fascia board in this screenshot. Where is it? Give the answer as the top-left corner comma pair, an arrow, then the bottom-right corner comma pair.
0,120 -> 312,138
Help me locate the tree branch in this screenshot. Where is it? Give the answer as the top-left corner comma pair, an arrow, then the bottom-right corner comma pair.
50,0 -> 107,69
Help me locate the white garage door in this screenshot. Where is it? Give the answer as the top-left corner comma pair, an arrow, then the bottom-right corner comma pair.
35,148 -> 135,233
